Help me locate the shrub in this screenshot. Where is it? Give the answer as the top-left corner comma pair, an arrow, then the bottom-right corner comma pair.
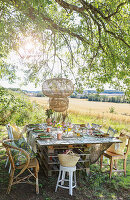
0,87 -> 45,125
109,106 -> 115,113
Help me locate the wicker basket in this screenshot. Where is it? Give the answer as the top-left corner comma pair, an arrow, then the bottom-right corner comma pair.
58,151 -> 80,167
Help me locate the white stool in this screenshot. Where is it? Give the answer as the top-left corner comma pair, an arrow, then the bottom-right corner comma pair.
55,165 -> 77,196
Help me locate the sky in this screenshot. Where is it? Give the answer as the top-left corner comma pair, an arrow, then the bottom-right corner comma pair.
0,80 -> 42,91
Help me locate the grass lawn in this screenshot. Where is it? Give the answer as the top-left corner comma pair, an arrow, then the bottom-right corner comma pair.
0,125 -> 130,200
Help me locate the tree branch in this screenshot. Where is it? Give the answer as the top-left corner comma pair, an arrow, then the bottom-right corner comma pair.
79,0 -> 106,19
89,10 -> 130,48
9,0 -> 90,45
106,30 -> 130,48
105,2 -> 127,19
55,0 -> 85,13
40,12 -> 90,44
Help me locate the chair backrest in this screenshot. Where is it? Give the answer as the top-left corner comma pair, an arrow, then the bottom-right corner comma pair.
91,123 -> 102,130
3,139 -> 30,175
107,134 -> 130,156
6,124 -> 14,140
125,135 -> 130,158
107,126 -> 117,137
6,124 -> 24,140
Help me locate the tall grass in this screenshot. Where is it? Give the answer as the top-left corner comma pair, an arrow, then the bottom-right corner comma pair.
68,108 -> 130,124
68,111 -> 130,134
29,97 -> 130,134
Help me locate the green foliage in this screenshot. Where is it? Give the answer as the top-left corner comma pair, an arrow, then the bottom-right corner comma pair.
45,109 -> 53,118
87,95 -> 129,103
109,106 -> 115,113
0,87 -> 45,125
0,0 -> 129,96
71,92 -> 130,103
68,112 -> 130,133
36,92 -> 45,97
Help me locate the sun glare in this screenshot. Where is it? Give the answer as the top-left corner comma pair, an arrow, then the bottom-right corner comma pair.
25,41 -> 34,51
18,36 -> 42,60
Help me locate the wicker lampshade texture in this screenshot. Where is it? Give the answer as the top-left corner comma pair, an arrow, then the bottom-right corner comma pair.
42,78 -> 74,98
42,78 -> 74,112
49,97 -> 69,112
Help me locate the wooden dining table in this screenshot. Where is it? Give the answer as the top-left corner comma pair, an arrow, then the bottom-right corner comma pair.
26,124 -> 121,176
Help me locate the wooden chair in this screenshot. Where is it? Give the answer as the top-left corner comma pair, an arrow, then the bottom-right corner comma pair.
100,135 -> 130,178
107,126 -> 117,137
5,124 -> 27,173
6,124 -> 14,139
3,139 -> 39,194
91,123 -> 102,130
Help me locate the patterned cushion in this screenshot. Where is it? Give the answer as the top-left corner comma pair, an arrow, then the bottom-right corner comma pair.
107,136 -> 127,155
4,140 -> 17,153
4,140 -> 27,166
14,137 -> 36,159
13,151 -> 27,166
5,138 -> 36,166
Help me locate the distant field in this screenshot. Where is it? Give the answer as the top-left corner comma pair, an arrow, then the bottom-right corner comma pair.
29,97 -> 130,124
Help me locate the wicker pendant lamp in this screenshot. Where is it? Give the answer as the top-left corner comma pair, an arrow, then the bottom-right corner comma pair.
42,78 -> 74,112
49,97 -> 69,112
42,78 -> 74,98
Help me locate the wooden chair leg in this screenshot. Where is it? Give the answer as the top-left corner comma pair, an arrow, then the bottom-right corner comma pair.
114,160 -> 117,169
124,159 -> 126,176
36,172 -> 39,194
33,167 -> 39,194
7,168 -> 14,194
109,158 -> 113,179
100,155 -> 103,170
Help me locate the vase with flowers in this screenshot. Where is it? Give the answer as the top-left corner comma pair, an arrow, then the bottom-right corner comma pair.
45,109 -> 53,125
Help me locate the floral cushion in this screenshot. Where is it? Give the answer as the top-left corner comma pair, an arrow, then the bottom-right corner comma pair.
13,151 -> 27,166
14,137 -> 36,159
4,140 -> 27,166
6,141 -> 18,156
5,138 -> 36,166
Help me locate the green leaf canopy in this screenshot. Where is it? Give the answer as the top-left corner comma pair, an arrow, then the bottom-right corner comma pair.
0,0 -> 129,96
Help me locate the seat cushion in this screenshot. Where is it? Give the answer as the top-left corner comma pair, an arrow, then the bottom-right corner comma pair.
13,150 -> 28,166
16,157 -> 39,171
107,136 -> 127,155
